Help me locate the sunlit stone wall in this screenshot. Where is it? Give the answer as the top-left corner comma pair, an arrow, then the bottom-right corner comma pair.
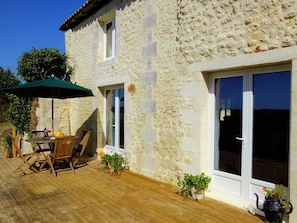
41,0 -> 297,221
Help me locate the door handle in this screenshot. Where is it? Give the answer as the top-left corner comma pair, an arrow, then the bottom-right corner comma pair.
236,137 -> 245,141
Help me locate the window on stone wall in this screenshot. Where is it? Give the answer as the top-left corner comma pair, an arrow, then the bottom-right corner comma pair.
98,10 -> 116,62
104,19 -> 115,59
105,87 -> 124,149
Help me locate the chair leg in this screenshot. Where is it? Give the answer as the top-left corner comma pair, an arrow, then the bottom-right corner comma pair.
18,162 -> 31,176
69,161 -> 75,173
73,158 -> 79,167
47,157 -> 57,177
39,153 -> 50,170
18,155 -> 40,176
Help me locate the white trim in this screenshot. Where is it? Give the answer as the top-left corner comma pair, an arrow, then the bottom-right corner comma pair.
96,77 -> 126,88
103,18 -> 116,60
104,145 -> 126,157
103,86 -> 124,151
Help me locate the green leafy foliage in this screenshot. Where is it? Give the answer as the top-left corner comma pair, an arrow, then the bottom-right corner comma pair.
7,96 -> 31,134
177,173 -> 211,198
263,184 -> 287,200
17,47 -> 70,82
0,67 -> 21,89
0,67 -> 21,122
101,153 -> 129,175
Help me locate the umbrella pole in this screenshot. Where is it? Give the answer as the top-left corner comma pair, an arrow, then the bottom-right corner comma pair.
52,98 -> 54,135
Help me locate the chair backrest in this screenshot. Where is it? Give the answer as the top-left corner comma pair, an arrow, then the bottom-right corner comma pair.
78,131 -> 91,156
53,136 -> 75,162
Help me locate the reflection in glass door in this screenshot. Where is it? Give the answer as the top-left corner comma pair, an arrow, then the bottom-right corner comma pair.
252,72 -> 290,186
214,76 -> 243,176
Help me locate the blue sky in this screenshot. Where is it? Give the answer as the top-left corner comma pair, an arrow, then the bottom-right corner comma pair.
0,0 -> 86,74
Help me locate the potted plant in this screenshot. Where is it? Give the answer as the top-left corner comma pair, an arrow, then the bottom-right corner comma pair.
254,184 -> 293,223
101,153 -> 128,175
177,173 -> 211,200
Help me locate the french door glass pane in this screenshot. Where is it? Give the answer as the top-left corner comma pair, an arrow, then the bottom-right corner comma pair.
106,88 -> 124,149
106,89 -> 115,146
252,71 -> 290,186
214,76 -> 243,175
119,88 -> 124,149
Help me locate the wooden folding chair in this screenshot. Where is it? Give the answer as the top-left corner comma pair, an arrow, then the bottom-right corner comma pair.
13,134 -> 40,176
47,136 -> 75,177
72,131 -> 91,167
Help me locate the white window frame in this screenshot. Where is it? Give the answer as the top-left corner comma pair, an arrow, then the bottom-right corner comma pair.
103,86 -> 124,156
103,18 -> 115,60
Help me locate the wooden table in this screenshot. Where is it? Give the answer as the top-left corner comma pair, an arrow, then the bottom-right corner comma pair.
25,136 -> 79,170
26,137 -> 55,151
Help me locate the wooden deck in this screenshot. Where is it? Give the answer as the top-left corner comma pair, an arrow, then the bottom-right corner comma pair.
0,157 -> 263,223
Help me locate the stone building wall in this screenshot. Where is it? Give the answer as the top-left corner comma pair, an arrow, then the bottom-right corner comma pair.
177,0 -> 297,64
58,0 -> 297,183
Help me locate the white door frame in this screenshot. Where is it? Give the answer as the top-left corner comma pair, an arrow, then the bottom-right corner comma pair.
104,86 -> 125,156
210,65 -> 290,203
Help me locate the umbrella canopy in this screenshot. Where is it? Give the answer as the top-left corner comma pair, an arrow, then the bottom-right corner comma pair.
1,76 -> 93,99
0,76 -> 94,133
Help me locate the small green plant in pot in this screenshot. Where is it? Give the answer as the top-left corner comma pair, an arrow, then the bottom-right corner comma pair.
101,153 -> 128,175
177,173 -> 211,200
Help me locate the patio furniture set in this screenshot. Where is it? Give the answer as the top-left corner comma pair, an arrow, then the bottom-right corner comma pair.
12,131 -> 91,177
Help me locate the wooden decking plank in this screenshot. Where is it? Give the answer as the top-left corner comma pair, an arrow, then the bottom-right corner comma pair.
64,169 -> 160,222
0,181 -> 30,223
29,172 -> 77,223
33,169 -> 104,222
0,158 -> 263,223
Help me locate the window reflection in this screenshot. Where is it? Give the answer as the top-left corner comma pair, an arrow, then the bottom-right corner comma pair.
214,76 -> 243,175
252,71 -> 290,186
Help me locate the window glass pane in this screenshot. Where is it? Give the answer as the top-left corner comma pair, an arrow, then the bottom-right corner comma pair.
106,22 -> 113,58
252,71 -> 290,186
106,89 -> 115,146
214,76 -> 243,175
119,88 -> 124,149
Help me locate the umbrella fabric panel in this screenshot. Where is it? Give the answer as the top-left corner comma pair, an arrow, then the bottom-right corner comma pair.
0,77 -> 93,99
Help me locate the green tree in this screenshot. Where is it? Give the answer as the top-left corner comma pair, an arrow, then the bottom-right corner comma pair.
0,67 -> 20,88
17,47 -> 70,82
7,96 -> 31,134
0,67 -> 21,122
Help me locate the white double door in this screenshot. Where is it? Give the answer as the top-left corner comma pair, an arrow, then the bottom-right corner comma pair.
211,67 -> 290,202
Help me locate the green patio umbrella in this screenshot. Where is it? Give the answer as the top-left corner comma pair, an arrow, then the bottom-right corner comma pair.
0,76 -> 94,133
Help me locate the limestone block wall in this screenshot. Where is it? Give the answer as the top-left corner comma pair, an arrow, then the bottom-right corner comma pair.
60,1 -> 297,220
176,0 -> 297,64
62,0 -> 297,179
